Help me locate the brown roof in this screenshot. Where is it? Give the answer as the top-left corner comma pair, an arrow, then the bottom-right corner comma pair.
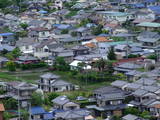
153,104 -> 160,109
95,37 -> 112,42
84,43 -> 96,48
0,104 -> 5,112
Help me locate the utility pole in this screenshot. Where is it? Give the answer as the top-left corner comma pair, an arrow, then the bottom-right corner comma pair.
18,88 -> 21,120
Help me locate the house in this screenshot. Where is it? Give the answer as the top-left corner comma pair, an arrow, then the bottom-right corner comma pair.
69,60 -> 91,70
72,45 -> 90,56
137,31 -> 160,49
31,106 -> 47,120
52,47 -> 74,62
122,114 -> 146,120
55,109 -> 93,120
34,39 -> 56,58
29,27 -> 50,41
114,62 -> 142,73
0,44 -> 15,52
38,73 -> 75,92
137,22 -> 160,31
52,95 -> 80,110
0,104 -> 5,120
87,86 -> 128,118
16,37 -> 38,54
6,81 -> 38,108
111,80 -> 128,90
96,11 -> 134,23
15,55 -> 40,64
0,33 -> 15,45
125,70 -> 142,81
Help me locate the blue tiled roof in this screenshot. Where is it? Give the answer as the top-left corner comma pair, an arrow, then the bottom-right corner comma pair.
132,3 -> 145,8
31,106 -> 46,115
39,10 -> 48,14
148,6 -> 160,14
145,0 -> 156,3
0,33 -> 14,36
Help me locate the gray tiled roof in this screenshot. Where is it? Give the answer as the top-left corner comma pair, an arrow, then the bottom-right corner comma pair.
111,80 -> 128,88
135,78 -> 156,86
99,92 -> 125,101
40,73 -> 59,79
55,109 -> 90,119
52,96 -> 70,105
132,89 -> 148,97
122,114 -> 138,120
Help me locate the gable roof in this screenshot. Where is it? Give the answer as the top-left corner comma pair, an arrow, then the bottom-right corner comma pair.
137,22 -> 160,28
95,37 -> 111,42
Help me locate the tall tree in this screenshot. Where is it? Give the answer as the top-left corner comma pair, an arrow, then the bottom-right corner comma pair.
107,46 -> 116,60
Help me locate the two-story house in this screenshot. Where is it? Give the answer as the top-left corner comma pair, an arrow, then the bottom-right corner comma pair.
38,73 -> 75,92
137,31 -> 160,49
6,81 -> 37,108
86,86 -> 128,118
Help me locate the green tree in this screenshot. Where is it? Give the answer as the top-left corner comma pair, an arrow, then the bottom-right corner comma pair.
20,23 -> 28,30
5,47 -> 21,60
6,61 -> 16,71
47,92 -> 59,103
54,57 -> 70,71
147,54 -> 157,60
124,107 -> 140,116
93,58 -> 106,71
61,29 -> 69,34
4,98 -> 18,109
91,25 -> 103,35
107,46 -> 116,60
0,0 -> 11,9
31,92 -> 43,106
78,62 -> 87,71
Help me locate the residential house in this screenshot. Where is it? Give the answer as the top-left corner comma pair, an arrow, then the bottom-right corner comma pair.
15,55 -> 40,64
111,80 -> 128,90
52,95 -> 80,110
69,60 -> 91,70
34,39 -> 56,58
125,70 -> 142,81
16,37 -> 38,54
0,33 -> 15,45
114,62 -> 142,73
137,22 -> 160,31
54,109 -> 93,120
38,73 -> 75,92
0,104 -> 5,120
122,114 -> 147,120
96,11 -> 134,23
72,45 -> 90,56
87,86 -> 128,118
31,106 -> 51,120
6,81 -> 38,108
52,47 -> 74,62
29,27 -> 50,41
137,31 -> 160,49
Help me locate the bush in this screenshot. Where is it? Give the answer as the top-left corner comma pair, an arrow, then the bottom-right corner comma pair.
61,29 -> 69,34
20,62 -> 47,70
6,61 -> 16,71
